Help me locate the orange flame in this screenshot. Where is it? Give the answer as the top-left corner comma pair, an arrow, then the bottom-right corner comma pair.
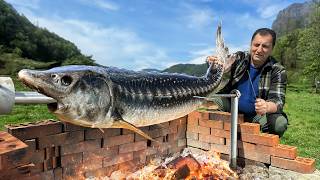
125,149 -> 238,180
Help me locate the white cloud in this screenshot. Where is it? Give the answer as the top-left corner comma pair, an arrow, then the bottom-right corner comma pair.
78,0 -> 119,11
180,3 -> 215,30
233,13 -> 270,30
187,9 -> 214,29
187,44 -> 248,64
257,3 -> 289,19
10,8 -> 171,70
240,0 -> 291,20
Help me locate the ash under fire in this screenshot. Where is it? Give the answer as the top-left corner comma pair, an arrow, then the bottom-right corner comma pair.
88,148 -> 238,180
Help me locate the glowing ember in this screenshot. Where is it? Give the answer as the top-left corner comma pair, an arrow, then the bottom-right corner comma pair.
86,148 -> 238,179
127,148 -> 238,179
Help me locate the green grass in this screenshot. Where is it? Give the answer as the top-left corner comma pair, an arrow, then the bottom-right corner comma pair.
281,87 -> 320,169
0,79 -> 319,169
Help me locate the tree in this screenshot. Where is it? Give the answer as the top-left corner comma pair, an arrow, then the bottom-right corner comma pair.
297,1 -> 320,84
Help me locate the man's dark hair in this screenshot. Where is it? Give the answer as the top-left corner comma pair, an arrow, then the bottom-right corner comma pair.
251,28 -> 277,48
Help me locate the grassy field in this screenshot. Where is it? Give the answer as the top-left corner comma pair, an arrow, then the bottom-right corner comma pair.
281,85 -> 320,169
0,80 -> 319,169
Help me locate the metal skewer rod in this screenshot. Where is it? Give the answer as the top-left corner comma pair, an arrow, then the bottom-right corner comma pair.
15,91 -> 56,104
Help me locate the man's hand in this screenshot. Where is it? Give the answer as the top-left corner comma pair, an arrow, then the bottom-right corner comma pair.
206,56 -> 221,65
255,98 -> 278,115
206,55 -> 236,72
255,98 -> 268,116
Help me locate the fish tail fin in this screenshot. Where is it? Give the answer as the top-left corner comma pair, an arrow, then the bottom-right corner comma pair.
216,23 -> 236,72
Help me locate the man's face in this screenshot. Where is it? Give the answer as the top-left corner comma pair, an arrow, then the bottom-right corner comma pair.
250,33 -> 273,66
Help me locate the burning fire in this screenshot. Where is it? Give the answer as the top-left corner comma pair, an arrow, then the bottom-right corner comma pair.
108,148 -> 238,180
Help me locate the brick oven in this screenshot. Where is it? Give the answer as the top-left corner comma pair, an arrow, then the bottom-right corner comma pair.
0,111 -> 316,179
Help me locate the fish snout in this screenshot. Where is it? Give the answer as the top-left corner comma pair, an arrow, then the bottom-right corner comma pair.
18,69 -> 37,80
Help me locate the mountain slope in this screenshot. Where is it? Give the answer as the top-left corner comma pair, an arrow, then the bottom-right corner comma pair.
0,0 -> 95,74
272,1 -> 313,37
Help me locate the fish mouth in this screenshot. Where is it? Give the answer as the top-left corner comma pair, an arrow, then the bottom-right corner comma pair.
47,102 -> 58,112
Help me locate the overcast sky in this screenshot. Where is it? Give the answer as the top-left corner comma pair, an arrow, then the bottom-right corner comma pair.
6,0 -> 306,70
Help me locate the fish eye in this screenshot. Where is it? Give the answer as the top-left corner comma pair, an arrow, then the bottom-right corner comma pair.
61,76 -> 73,86
51,74 -> 57,78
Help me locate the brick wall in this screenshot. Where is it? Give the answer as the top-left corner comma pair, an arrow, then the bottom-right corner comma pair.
0,110 -> 316,179
0,117 -> 187,179
186,111 -> 316,174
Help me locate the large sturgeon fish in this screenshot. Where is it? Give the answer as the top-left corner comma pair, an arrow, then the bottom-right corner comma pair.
18,25 -> 234,140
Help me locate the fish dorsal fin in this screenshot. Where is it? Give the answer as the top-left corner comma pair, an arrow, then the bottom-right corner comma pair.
111,120 -> 157,142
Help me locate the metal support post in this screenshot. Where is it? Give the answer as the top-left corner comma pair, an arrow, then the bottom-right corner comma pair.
229,89 -> 241,169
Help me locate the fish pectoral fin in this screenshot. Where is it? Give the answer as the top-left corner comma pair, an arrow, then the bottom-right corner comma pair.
112,120 -> 157,142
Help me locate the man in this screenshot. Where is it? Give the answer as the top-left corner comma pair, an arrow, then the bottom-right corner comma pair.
208,28 -> 288,137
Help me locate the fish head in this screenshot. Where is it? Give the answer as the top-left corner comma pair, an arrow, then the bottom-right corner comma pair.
18,65 -> 114,128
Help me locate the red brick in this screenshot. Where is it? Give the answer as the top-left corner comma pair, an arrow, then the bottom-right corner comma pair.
187,124 -> 210,135
168,145 -> 185,155
223,122 -> 232,131
85,128 -> 121,140
52,156 -> 58,169
256,144 -> 297,160
225,139 -> 253,149
151,140 -> 171,154
83,146 -> 118,162
54,167 -> 63,180
199,119 -> 223,129
210,144 -> 230,154
199,134 -> 225,144
170,116 -> 187,126
241,133 -> 279,147
61,152 -> 83,167
62,166 -> 83,179
238,149 -> 271,164
149,122 -> 170,130
103,152 -> 133,167
133,149 -> 147,164
118,158 -> 144,172
169,124 -> 178,134
176,124 -> 187,139
30,162 -> 44,174
60,139 -> 101,155
145,147 -> 158,156
167,133 -> 179,143
123,126 -> 149,135
43,158 -> 54,171
187,139 -> 210,150
0,131 -> 28,155
200,111 -> 210,120
5,120 -> 63,140
63,122 -> 86,132
187,111 -> 201,123
135,128 -> 169,141
84,165 -> 118,178
274,144 -> 297,159
223,122 -> 260,134
119,141 -> 147,154
38,130 -> 84,149
211,129 -> 230,138
209,112 -> 244,123
1,148 -> 45,170
24,139 -> 37,151
45,147 -> 59,160
186,132 -> 198,140
271,156 -> 316,173
178,139 -> 187,147
82,158 -> 103,171
103,134 -> 134,148
239,123 -> 260,134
